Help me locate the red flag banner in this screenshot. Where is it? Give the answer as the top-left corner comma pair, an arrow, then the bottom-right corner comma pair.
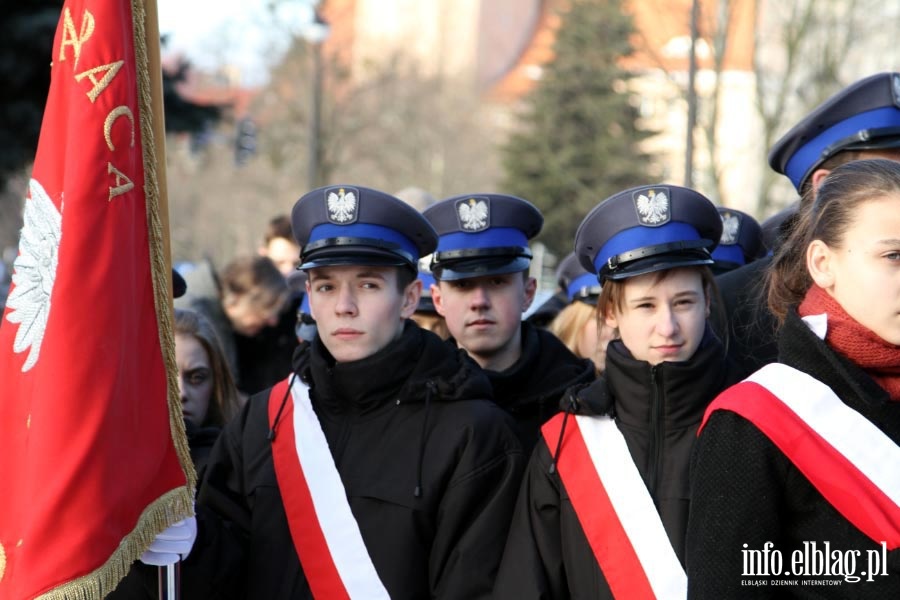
0,0 -> 195,597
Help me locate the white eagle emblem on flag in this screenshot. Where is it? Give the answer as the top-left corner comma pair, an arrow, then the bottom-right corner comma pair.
327,188 -> 357,223
6,179 -> 62,372
457,198 -> 489,231
635,189 -> 669,225
720,212 -> 740,244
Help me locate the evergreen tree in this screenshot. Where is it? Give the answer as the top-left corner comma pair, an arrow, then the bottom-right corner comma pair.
0,0 -> 62,179
502,0 -> 655,256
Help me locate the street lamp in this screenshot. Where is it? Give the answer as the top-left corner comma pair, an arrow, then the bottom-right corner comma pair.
299,12 -> 330,190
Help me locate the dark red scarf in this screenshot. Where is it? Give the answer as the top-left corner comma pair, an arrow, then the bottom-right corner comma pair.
799,284 -> 900,401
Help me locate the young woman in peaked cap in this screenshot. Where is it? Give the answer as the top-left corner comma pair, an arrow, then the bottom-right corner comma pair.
495,184 -> 742,599
687,159 -> 900,598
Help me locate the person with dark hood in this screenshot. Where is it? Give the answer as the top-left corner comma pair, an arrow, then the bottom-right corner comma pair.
495,184 -> 741,599
141,185 -> 524,599
423,194 -> 596,451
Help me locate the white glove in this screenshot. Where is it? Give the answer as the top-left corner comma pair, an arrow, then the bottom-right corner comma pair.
139,516 -> 197,566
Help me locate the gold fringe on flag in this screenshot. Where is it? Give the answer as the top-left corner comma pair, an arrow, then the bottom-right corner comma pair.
36,0 -> 196,597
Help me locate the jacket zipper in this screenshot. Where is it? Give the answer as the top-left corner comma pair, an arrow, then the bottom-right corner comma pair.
646,365 -> 664,504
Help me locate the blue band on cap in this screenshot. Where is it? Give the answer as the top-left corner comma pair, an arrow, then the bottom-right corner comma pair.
418,272 -> 435,288
308,223 -> 420,261
595,222 -> 702,272
436,227 -> 529,252
785,106 -> 900,188
711,244 -> 746,266
567,272 -> 600,301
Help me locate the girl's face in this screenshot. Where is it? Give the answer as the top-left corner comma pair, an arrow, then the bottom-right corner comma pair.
175,333 -> 213,426
808,193 -> 900,344
605,268 -> 709,365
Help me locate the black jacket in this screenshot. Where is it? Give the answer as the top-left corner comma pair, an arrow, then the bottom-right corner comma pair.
178,322 -> 525,599
687,309 -> 900,598
495,327 -> 738,599
716,256 -> 779,379
485,322 -> 596,451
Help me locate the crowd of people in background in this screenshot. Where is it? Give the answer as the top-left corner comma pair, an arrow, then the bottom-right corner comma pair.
110,72 -> 900,598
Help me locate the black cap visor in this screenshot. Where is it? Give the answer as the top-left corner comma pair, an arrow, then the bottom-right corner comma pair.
601,243 -> 714,281
571,285 -> 602,306
299,241 -> 415,271
417,295 -> 436,313
432,255 -> 532,281
711,260 -> 742,276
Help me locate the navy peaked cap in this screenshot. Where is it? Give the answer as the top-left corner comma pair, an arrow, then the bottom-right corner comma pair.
575,184 -> 721,281
291,185 -> 438,271
555,252 -> 601,304
416,256 -> 437,313
423,193 -> 543,281
769,73 -> 900,191
711,207 -> 765,273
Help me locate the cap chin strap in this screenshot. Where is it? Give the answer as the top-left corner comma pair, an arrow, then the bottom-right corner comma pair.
572,285 -> 603,301
820,125 -> 900,160
432,245 -> 532,265
605,239 -> 712,272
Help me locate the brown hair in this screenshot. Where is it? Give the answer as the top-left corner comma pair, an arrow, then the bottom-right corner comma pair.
262,215 -> 294,245
597,265 -> 719,318
768,158 -> 900,323
220,256 -> 288,309
174,308 -> 242,427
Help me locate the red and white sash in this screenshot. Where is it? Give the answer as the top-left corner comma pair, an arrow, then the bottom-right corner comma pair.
701,362 -> 900,549
542,414 -> 687,600
268,376 -> 390,599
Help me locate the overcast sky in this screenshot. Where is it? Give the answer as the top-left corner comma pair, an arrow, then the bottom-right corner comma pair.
156,0 -> 316,84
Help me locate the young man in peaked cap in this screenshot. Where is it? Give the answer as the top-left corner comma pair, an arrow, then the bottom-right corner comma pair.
171,185 -> 524,599
423,194 -> 595,451
719,72 -> 900,378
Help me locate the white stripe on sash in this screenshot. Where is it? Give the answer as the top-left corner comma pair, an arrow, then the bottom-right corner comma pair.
576,415 -> 687,599
748,363 -> 900,504
289,380 -> 391,599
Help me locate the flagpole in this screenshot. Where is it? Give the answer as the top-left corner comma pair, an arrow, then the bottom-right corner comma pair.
142,0 -> 173,307
158,562 -> 181,599
141,0 -> 184,595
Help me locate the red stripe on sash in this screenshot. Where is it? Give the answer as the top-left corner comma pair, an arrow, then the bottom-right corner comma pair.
542,415 -> 657,599
269,379 -> 351,599
701,381 -> 900,548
